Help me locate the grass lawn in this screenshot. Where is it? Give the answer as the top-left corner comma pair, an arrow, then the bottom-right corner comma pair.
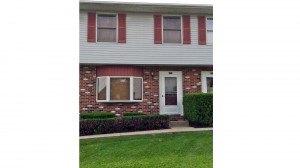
80,131 -> 212,168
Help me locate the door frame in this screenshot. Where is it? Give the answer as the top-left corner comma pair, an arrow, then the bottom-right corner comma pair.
159,71 -> 183,115
201,71 -> 213,93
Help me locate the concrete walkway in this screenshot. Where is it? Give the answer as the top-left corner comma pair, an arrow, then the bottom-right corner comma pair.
80,127 -> 213,140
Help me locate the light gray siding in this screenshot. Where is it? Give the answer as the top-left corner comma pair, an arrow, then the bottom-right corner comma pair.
80,11 -> 213,65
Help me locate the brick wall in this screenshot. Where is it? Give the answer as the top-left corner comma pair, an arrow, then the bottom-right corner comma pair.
80,65 -> 212,115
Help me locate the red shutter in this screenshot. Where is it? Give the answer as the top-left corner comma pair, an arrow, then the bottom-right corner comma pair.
87,12 -> 96,42
118,14 -> 126,43
154,15 -> 162,44
198,16 -> 206,45
182,15 -> 191,44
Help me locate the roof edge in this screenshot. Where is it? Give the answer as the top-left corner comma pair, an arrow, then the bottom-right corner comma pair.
79,0 -> 213,8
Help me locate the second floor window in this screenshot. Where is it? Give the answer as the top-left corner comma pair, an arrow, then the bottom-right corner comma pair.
163,16 -> 181,43
97,14 -> 116,42
207,17 -> 213,45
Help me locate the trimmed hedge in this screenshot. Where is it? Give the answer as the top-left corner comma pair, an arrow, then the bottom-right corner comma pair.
80,112 -> 116,120
183,93 -> 213,127
123,112 -> 146,117
80,115 -> 170,136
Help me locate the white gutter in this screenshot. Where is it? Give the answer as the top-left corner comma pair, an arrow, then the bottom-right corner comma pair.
79,0 -> 213,7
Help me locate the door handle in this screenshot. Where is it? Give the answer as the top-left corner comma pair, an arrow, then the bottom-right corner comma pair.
162,95 -> 164,97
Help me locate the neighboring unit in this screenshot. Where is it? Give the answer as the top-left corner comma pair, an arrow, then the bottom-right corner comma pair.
80,1 -> 213,120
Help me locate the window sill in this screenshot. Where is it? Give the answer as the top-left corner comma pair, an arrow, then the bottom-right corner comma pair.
96,42 -> 118,44
161,43 -> 183,45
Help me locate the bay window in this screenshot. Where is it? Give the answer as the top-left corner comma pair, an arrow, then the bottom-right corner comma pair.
96,76 -> 143,102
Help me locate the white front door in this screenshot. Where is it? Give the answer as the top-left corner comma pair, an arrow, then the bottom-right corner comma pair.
159,71 -> 183,115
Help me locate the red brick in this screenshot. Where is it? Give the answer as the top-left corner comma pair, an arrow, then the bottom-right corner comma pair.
79,65 -> 212,115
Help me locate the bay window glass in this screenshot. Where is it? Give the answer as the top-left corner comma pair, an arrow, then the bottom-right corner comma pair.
96,76 -> 143,102
97,77 -> 106,100
110,78 -> 130,100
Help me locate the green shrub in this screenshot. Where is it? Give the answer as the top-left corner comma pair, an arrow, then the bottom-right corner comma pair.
80,112 -> 115,120
80,115 -> 170,136
183,93 -> 213,127
123,112 -> 145,117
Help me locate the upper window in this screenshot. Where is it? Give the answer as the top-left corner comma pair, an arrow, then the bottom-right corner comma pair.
206,17 -> 213,45
97,14 -> 117,42
96,76 -> 143,102
163,16 -> 181,43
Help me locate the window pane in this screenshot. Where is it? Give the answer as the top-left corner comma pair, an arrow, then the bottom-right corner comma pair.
163,30 -> 181,43
207,18 -> 213,30
165,77 -> 177,105
206,77 -> 213,93
163,16 -> 181,30
97,77 -> 106,100
98,15 -> 116,28
97,29 -> 116,42
110,78 -> 130,100
207,31 -> 213,44
133,78 -> 142,100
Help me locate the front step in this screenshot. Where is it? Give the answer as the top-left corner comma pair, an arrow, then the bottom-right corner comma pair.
169,121 -> 189,127
169,115 -> 184,121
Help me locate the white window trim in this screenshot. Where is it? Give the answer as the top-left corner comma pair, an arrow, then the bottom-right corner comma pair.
162,15 -> 183,45
96,76 -> 143,102
96,12 -> 118,44
201,71 -> 213,93
206,16 -> 213,45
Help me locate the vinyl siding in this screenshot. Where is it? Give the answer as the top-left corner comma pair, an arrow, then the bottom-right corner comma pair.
80,11 -> 213,65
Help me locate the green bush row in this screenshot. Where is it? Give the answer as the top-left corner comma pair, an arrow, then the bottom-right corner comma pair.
123,112 -> 145,116
80,115 -> 170,136
80,112 -> 116,120
183,93 -> 213,127
80,111 -> 148,120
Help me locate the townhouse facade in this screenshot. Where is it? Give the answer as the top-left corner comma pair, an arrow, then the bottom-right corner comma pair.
80,1 -> 213,120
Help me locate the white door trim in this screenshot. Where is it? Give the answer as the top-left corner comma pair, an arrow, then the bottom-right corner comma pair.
201,71 -> 213,93
159,71 -> 183,116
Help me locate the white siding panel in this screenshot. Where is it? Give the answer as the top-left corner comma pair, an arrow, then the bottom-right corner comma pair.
80,11 -> 213,65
